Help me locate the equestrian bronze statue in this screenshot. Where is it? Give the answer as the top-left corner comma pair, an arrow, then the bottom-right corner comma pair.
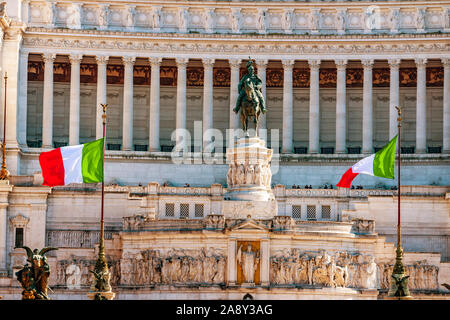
15,246 -> 58,299
233,59 -> 267,133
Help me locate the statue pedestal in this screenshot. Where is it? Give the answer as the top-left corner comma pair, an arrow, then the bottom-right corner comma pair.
226,136 -> 273,202
225,136 -> 276,219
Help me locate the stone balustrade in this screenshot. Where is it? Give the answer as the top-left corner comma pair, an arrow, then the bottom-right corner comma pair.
26,1 -> 450,35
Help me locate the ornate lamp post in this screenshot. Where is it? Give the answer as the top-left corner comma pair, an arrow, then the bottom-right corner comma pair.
0,72 -> 9,181
387,106 -> 412,299
87,104 -> 115,300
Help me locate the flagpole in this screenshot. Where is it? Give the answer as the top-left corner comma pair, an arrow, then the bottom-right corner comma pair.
387,106 -> 412,299
88,103 -> 115,300
0,72 -> 9,180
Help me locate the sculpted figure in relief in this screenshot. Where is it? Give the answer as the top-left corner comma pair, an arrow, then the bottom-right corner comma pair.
236,164 -> 245,185
204,9 -> 215,33
231,9 -> 241,33
237,244 -> 259,283
227,163 -> 233,186
245,163 -> 254,185
178,8 -> 188,32
309,10 -> 320,32
254,164 -> 261,185
43,2 -> 55,25
125,6 -> 135,28
336,10 -> 346,33
283,10 -> 293,32
66,263 -> 82,289
416,9 -> 425,30
364,257 -> 378,289
257,9 -> 266,33
66,4 -> 81,29
152,7 -> 161,29
389,9 -> 400,32
97,6 -> 108,28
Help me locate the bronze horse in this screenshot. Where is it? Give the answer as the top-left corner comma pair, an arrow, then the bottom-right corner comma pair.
239,80 -> 262,133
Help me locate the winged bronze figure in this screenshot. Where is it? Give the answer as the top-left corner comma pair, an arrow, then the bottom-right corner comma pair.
15,246 -> 58,300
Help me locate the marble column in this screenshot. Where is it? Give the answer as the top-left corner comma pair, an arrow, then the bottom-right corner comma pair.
69,54 -> 82,146
255,59 -> 268,137
282,59 -> 295,153
260,239 -> 270,286
202,58 -> 215,152
0,184 -> 11,274
175,58 -> 188,149
17,51 -> 29,146
229,59 -> 241,133
122,56 -> 136,151
21,1 -> 31,23
415,58 -> 427,154
443,58 -> 450,153
42,53 -> 56,149
335,59 -> 347,154
388,58 -> 401,139
96,55 -> 109,140
149,57 -> 162,152
227,239 -> 237,285
362,59 -> 374,154
308,59 -> 321,154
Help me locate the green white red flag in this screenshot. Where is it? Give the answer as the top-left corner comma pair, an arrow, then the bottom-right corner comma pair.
337,135 -> 398,188
39,138 -> 104,187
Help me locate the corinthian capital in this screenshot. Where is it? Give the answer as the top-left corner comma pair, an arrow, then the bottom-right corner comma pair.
255,59 -> 268,69
96,55 -> 110,65
175,58 -> 189,68
149,57 -> 162,66
388,58 -> 401,68
335,59 -> 348,70
42,53 -> 56,63
202,58 -> 215,68
442,58 -> 450,68
282,59 -> 295,70
69,54 -> 83,64
229,59 -> 242,69
361,59 -> 374,69
122,56 -> 136,66
308,59 -> 321,70
415,58 -> 427,68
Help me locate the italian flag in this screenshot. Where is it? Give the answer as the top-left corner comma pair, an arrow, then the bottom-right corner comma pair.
39,138 -> 104,187
337,135 -> 398,188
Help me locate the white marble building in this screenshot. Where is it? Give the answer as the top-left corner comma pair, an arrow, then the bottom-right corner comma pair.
0,0 -> 449,299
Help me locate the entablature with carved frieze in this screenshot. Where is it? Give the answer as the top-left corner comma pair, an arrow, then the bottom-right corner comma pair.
22,29 -> 450,62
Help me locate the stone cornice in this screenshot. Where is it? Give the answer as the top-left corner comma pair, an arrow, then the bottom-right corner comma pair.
44,1 -> 450,8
